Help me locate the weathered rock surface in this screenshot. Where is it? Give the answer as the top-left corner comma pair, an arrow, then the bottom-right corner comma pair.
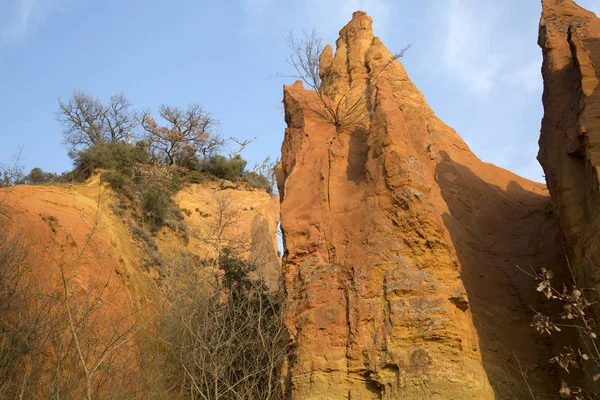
0,177 -> 280,396
174,181 -> 281,288
279,11 -> 566,399
539,0 -> 600,318
1,178 -> 280,295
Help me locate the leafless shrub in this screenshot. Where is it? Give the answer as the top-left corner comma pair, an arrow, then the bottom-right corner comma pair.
141,104 -> 222,165
0,191 -> 149,399
227,137 -> 256,159
0,181 -> 60,399
160,248 -> 288,400
0,150 -> 25,188
0,200 -> 42,398
251,156 -> 279,195
280,29 -> 409,130
47,222 -> 146,398
519,262 -> 600,399
505,351 -> 537,400
157,191 -> 288,399
202,193 -> 248,289
57,91 -> 138,154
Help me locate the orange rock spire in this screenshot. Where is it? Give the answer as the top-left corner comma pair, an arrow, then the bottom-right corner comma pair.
279,9 -> 565,399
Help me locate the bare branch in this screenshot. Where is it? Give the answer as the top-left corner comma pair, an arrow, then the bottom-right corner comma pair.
228,137 -> 256,159
281,29 -> 410,130
141,103 -> 218,166
57,90 -> 138,154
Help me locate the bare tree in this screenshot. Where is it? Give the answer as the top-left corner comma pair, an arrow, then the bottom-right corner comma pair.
161,248 -> 288,400
155,191 -> 288,399
227,137 -> 256,159
0,197 -> 43,399
57,91 -> 138,154
141,104 -> 222,165
284,29 -> 324,93
0,189 -> 149,399
48,203 -> 147,399
253,155 -> 279,196
202,193 -> 248,290
520,262 -> 600,398
0,149 -> 25,188
282,29 -> 409,129
199,135 -> 227,162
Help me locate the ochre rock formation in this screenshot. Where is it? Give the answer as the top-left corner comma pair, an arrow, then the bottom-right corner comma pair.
279,11 -> 565,399
173,181 -> 281,287
2,177 -> 280,304
0,177 -> 279,397
539,0 -> 600,312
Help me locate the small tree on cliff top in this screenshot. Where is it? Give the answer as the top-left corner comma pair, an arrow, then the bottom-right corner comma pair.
281,29 -> 409,129
141,103 -> 223,165
57,91 -> 138,154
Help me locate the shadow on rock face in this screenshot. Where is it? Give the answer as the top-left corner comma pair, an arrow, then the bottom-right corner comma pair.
346,125 -> 370,184
436,150 -> 578,399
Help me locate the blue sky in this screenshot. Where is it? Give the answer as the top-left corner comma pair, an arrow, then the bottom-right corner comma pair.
1,0 -> 599,183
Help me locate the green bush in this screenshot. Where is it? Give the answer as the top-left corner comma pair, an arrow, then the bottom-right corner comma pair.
72,141 -> 150,180
183,170 -> 213,184
70,142 -> 187,232
244,171 -> 272,194
173,145 -> 200,170
201,154 -> 247,181
101,171 -> 129,191
25,168 -> 59,185
169,174 -> 182,193
142,188 -> 171,230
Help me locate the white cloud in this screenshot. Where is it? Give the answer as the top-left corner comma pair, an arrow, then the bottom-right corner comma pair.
443,0 -> 505,96
1,0 -> 71,44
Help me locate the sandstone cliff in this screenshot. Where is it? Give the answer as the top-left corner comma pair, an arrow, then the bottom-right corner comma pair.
2,176 -> 280,304
279,11 -> 566,399
539,0 -> 600,316
0,177 -> 280,396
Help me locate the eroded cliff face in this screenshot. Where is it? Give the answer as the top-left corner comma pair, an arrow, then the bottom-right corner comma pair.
2,178 -> 280,309
539,0 -> 600,313
0,178 -> 280,397
279,11 -> 565,399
